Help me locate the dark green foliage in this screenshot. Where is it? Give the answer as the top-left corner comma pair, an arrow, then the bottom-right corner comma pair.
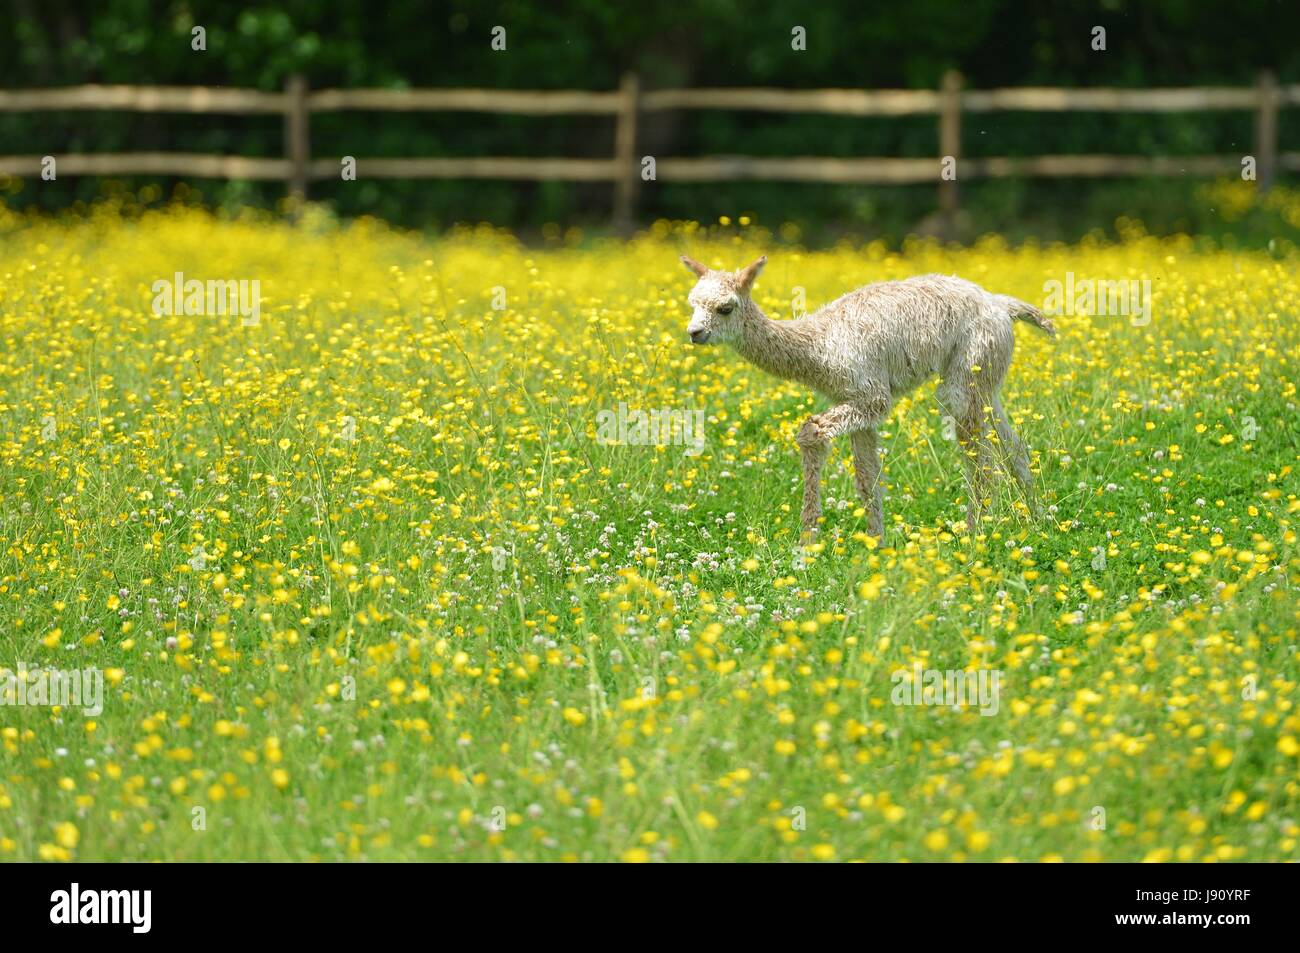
2,0 -> 1298,242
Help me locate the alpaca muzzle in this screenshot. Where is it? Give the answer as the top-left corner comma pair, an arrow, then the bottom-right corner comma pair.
687,310 -> 711,344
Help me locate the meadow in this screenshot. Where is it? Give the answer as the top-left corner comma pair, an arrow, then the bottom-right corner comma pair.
0,194 -> 1296,861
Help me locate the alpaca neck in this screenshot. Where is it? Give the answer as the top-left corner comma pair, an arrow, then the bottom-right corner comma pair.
730,302 -> 819,385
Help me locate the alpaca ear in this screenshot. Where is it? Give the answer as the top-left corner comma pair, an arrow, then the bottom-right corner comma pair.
680,255 -> 708,277
736,255 -> 767,292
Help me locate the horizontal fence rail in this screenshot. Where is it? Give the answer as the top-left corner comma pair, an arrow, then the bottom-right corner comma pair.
310,87 -> 623,113
0,85 -> 289,112
305,157 -> 619,180
0,154 -> 289,179
1,72 -> 1297,229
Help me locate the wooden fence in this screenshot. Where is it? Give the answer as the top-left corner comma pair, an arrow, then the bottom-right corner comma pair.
1,71 -> 1297,230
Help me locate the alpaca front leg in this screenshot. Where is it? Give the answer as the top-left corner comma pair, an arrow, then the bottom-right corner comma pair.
850,428 -> 885,538
795,403 -> 876,538
796,420 -> 830,538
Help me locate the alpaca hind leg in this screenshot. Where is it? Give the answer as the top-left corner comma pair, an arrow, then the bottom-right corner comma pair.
938,378 -> 996,534
958,411 -> 995,533
991,395 -> 1034,499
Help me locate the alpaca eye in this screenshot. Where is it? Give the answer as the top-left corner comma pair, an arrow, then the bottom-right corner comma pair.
717,303 -> 734,315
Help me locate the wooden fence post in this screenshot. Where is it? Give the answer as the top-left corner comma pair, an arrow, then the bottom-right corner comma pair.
285,74 -> 310,204
1254,70 -> 1278,192
938,70 -> 963,236
613,72 -> 640,234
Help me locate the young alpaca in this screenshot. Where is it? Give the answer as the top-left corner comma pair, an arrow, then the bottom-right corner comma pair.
680,254 -> 1055,538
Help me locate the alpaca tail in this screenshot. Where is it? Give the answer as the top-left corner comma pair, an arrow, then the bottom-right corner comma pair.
999,295 -> 1057,337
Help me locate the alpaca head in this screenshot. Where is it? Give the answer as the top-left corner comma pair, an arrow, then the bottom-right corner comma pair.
680,254 -> 766,345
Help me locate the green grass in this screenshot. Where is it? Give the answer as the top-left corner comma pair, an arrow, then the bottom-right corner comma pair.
0,204 -> 1296,861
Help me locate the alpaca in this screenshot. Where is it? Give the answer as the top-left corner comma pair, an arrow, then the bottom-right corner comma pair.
680,254 -> 1055,538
